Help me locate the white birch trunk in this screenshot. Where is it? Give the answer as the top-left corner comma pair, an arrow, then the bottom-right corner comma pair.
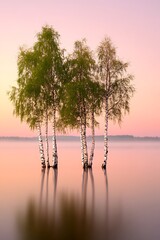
37,122 -> 46,168
80,122 -> 85,165
89,110 -> 95,167
103,64 -> 110,169
103,95 -> 109,169
45,111 -> 50,168
52,107 -> 58,168
80,101 -> 88,168
82,112 -> 88,168
80,120 -> 88,168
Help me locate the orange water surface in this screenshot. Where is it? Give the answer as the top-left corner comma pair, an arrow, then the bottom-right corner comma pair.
0,140 -> 160,240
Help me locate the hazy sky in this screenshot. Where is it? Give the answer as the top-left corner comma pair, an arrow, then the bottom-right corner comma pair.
0,0 -> 160,137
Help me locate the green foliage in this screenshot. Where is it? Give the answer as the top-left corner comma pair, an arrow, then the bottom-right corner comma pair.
97,37 -> 135,124
58,39 -> 103,131
9,25 -> 65,130
9,26 -> 135,140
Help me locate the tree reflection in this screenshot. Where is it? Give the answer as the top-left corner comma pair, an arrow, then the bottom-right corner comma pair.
17,168 -> 125,240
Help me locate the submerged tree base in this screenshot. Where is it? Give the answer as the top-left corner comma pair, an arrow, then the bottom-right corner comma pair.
83,162 -> 88,169
52,163 -> 58,169
101,162 -> 106,169
41,163 -> 46,169
88,163 -> 92,169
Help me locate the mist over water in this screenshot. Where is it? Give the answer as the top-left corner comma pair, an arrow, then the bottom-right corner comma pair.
0,140 -> 160,240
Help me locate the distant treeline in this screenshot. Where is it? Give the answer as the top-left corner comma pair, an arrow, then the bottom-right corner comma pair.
0,135 -> 160,142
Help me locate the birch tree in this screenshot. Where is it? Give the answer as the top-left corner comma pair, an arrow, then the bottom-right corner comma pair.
33,26 -> 64,168
9,26 -> 64,169
97,37 -> 135,169
59,39 -> 96,168
9,48 -> 46,168
87,80 -> 104,167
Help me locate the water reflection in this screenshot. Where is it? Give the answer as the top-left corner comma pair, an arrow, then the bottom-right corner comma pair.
103,168 -> 109,212
99,169 -> 124,240
82,169 -> 95,200
17,168 -> 125,240
39,168 -> 58,217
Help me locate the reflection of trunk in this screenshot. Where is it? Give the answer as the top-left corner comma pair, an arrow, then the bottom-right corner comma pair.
45,111 -> 50,168
103,168 -> 109,206
39,168 -> 58,216
102,95 -> 109,169
82,169 -> 88,211
89,169 -> 95,206
52,106 -> 58,168
102,168 -> 109,232
82,169 -> 95,223
52,169 -> 58,209
89,169 -> 95,227
89,109 -> 95,167
39,168 -> 46,210
37,122 -> 46,168
46,168 -> 49,215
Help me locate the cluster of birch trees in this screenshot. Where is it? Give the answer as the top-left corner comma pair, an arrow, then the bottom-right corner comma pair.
9,25 -> 135,169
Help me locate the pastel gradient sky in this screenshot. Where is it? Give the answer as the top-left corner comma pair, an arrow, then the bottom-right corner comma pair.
0,0 -> 160,137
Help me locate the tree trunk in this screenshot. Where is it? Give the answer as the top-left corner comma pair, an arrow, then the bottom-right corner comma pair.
45,111 -> 50,168
52,106 -> 58,168
80,122 -> 85,166
82,115 -> 88,169
80,120 -> 88,168
88,110 -> 95,167
102,95 -> 109,169
37,122 -> 46,168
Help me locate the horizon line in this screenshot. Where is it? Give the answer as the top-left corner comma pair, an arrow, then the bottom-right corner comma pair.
0,135 -> 160,141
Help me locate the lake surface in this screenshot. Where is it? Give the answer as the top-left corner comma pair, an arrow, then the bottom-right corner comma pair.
0,140 -> 160,240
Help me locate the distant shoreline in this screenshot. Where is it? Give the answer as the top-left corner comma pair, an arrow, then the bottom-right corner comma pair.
0,135 -> 160,142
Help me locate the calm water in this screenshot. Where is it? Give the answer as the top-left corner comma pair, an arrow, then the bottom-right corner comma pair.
0,140 -> 160,240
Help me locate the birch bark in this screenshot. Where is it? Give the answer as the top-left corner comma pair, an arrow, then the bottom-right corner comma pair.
45,111 -> 50,167
80,115 -> 88,168
88,110 -> 95,167
80,121 -> 85,166
81,104 -> 88,168
52,106 -> 58,168
102,66 -> 110,169
103,95 -> 109,169
37,122 -> 46,168
82,123 -> 88,168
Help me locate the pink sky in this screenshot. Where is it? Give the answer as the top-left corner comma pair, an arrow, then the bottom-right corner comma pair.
0,0 -> 160,137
